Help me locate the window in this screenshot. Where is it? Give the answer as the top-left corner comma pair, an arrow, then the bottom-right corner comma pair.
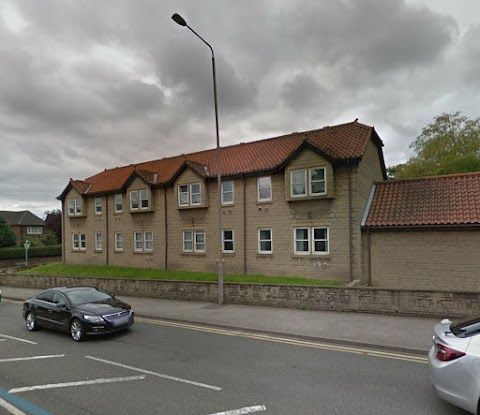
257,176 -> 272,202
130,189 -> 149,210
95,232 -> 102,251
95,197 -> 102,214
115,194 -> 123,213
67,198 -> 83,216
258,228 -> 272,254
72,233 -> 86,251
27,226 -> 43,235
294,226 -> 329,255
290,167 -> 326,197
115,232 -> 124,251
222,230 -> 234,253
222,181 -> 234,205
134,231 -> 153,252
178,183 -> 202,207
183,230 -> 205,253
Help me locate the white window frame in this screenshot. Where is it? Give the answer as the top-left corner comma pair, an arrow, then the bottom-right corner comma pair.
291,169 -> 307,197
258,228 -> 273,254
294,227 -> 310,255
67,198 -> 83,216
95,197 -> 102,214
67,199 -> 75,216
95,232 -> 102,251
27,226 -> 43,235
140,189 -> 149,210
183,230 -> 205,253
178,183 -> 202,207
75,199 -> 83,215
221,181 -> 234,205
134,231 -> 153,252
115,232 -> 124,251
72,233 -> 79,250
257,176 -> 272,202
190,183 -> 202,206
309,167 -> 327,196
312,226 -> 329,255
114,194 -> 123,213
178,185 -> 189,206
222,229 -> 234,253
130,190 -> 139,210
79,234 -> 86,250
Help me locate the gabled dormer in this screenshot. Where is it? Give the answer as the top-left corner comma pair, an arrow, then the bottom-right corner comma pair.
171,160 -> 209,210
125,174 -> 155,213
59,180 -> 90,218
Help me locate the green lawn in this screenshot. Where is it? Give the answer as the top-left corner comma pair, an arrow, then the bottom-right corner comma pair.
19,263 -> 345,286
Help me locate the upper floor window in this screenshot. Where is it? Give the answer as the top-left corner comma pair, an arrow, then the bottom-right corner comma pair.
114,194 -> 123,213
95,232 -> 102,251
130,189 -> 149,211
134,231 -> 153,252
183,230 -> 205,253
27,226 -> 43,235
178,183 -> 202,207
67,198 -> 83,216
95,197 -> 102,214
294,226 -> 329,255
222,181 -> 234,205
258,228 -> 272,254
257,176 -> 272,202
291,167 -> 326,197
222,230 -> 234,253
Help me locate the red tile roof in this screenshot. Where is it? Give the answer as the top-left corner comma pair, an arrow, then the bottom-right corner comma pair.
364,172 -> 480,227
60,120 -> 382,198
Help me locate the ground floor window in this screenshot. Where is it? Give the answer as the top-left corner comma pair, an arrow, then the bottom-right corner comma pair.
134,231 -> 153,252
183,230 -> 205,253
258,228 -> 272,254
222,230 -> 234,253
95,232 -> 102,251
72,233 -> 86,251
294,226 -> 329,255
115,232 -> 123,251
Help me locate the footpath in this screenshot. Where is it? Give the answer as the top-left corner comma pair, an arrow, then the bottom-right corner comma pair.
1,286 -> 439,355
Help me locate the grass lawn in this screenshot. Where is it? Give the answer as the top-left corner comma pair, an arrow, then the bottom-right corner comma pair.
19,263 -> 345,286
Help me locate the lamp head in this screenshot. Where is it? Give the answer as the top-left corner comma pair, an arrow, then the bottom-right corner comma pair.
172,13 -> 187,27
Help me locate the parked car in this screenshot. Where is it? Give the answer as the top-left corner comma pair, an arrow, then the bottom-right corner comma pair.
22,286 -> 134,342
429,317 -> 480,414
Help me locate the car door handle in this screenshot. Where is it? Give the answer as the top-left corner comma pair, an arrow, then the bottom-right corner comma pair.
48,309 -> 54,313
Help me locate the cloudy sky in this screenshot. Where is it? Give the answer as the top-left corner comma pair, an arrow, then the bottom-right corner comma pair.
1,0 -> 479,218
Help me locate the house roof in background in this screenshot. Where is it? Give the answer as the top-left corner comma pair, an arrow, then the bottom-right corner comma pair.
0,210 -> 46,226
364,172 -> 480,227
58,120 -> 384,198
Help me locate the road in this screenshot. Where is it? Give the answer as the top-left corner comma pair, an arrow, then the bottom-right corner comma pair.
0,301 -> 467,415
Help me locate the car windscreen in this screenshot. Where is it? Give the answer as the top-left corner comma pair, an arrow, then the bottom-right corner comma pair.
66,288 -> 112,305
451,317 -> 480,338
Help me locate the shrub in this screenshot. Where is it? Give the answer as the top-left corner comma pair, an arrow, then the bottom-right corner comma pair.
0,244 -> 61,260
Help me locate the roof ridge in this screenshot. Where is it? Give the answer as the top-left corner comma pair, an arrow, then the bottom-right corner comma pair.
378,171 -> 480,185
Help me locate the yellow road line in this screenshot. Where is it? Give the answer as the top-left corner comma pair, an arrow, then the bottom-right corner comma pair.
136,317 -> 428,364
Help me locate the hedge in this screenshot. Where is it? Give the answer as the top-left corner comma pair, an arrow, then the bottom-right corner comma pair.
0,245 -> 61,260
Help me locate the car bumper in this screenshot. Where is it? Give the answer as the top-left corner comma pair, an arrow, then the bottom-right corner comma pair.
84,312 -> 134,336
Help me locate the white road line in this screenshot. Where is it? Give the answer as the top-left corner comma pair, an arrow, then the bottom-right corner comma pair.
0,334 -> 37,345
0,339 -> 6,342
208,405 -> 267,415
86,355 -> 222,391
0,355 -> 65,363
0,397 -> 29,415
9,376 -> 146,394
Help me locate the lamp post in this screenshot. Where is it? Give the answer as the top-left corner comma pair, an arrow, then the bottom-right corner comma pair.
24,240 -> 31,266
172,13 -> 224,305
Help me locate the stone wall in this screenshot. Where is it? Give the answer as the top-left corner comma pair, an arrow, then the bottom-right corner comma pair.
2,273 -> 479,318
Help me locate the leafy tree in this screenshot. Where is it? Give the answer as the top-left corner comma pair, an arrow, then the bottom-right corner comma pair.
44,209 -> 62,243
0,217 -> 17,248
390,112 -> 480,179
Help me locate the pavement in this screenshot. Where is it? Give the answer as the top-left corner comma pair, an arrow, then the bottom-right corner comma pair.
0,286 -> 439,355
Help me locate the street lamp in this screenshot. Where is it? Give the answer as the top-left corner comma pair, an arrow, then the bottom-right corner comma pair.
24,240 -> 31,266
172,13 -> 224,305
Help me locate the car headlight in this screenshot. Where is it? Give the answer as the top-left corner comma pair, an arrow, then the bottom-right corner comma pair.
83,315 -> 104,323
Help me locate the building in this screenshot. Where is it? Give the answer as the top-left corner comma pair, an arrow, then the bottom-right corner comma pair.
0,210 -> 46,246
58,120 -> 386,282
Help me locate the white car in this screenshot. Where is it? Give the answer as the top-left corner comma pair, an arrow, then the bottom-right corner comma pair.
429,317 -> 480,414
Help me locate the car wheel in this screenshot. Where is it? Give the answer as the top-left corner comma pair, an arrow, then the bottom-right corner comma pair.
26,311 -> 39,331
70,319 -> 86,342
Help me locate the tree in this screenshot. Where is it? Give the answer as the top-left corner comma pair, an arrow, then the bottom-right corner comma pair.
0,217 -> 17,248
44,210 -> 62,243
390,112 -> 480,179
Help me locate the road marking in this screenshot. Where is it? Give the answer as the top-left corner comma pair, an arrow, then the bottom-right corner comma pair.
0,355 -> 65,363
9,376 -> 146,394
86,355 -> 222,391
0,397 -> 29,415
0,339 -> 6,342
0,334 -> 37,344
208,405 -> 266,415
137,317 -> 428,364
0,388 -> 53,415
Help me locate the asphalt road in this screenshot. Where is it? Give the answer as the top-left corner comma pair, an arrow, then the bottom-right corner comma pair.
0,302 -> 468,415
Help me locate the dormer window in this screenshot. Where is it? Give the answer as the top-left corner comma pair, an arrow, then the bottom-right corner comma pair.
67,198 -> 83,216
290,167 -> 326,198
178,183 -> 202,207
130,189 -> 149,211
